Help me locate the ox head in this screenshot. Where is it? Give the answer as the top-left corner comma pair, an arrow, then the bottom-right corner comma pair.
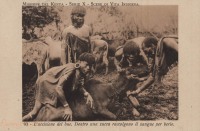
114,64 -> 149,93
125,64 -> 149,79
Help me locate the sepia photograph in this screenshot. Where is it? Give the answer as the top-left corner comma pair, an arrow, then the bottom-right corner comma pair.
21,5 -> 178,121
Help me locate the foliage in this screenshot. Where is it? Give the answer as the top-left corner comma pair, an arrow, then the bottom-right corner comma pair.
22,6 -> 60,40
22,6 -> 178,40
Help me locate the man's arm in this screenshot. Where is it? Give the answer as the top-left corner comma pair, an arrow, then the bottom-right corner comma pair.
55,76 -> 69,107
55,74 -> 73,120
78,77 -> 94,108
61,29 -> 69,65
136,74 -> 155,93
80,87 -> 94,109
55,70 -> 74,107
127,74 -> 155,96
139,50 -> 148,65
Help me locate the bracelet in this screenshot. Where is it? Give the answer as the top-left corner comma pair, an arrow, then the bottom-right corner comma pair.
63,103 -> 69,107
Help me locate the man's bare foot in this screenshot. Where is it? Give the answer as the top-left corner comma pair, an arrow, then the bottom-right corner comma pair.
132,108 -> 140,117
22,113 -> 33,121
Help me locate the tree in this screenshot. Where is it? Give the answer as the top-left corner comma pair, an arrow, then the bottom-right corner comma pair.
22,6 -> 60,40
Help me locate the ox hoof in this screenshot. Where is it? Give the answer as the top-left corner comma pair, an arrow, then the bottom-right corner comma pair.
132,108 -> 140,117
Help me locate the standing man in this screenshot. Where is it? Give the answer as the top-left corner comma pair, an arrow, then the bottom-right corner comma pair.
61,6 -> 92,64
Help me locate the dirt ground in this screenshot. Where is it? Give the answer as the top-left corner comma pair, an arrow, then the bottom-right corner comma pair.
22,58 -> 178,120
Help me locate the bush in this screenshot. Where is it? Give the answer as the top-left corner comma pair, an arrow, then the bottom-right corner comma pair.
22,6 -> 60,40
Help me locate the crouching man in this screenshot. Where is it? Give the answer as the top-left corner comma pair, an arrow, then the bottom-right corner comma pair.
114,41 -> 148,117
126,36 -> 178,110
23,53 -> 95,121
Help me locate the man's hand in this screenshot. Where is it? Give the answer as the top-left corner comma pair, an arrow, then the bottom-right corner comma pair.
126,74 -> 138,80
85,93 -> 94,109
117,67 -> 125,73
63,107 -> 72,121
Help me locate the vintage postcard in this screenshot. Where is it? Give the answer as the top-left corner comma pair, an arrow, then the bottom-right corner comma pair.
0,0 -> 200,131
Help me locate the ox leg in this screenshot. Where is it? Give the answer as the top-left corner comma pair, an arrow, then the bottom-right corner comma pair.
93,63 -> 100,74
103,54 -> 109,75
98,108 -> 117,120
103,59 -> 109,75
114,57 -> 121,72
96,102 -> 117,120
94,65 -> 98,73
105,65 -> 108,75
36,64 -> 43,83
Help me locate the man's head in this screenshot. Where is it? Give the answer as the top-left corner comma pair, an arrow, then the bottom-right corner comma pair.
141,37 -> 158,59
71,6 -> 86,28
78,53 -> 95,74
123,41 -> 140,63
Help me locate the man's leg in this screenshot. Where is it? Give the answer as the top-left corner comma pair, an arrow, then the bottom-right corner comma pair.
23,100 -> 42,121
128,95 -> 140,117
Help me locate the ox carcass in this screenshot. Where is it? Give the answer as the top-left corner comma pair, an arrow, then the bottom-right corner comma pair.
35,64 -> 149,121
91,39 -> 109,74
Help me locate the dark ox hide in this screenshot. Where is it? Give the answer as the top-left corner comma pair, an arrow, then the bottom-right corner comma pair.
154,36 -> 178,82
35,65 -> 149,121
91,39 -> 109,74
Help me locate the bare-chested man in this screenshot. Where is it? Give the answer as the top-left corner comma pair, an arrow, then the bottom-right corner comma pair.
61,6 -> 92,64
